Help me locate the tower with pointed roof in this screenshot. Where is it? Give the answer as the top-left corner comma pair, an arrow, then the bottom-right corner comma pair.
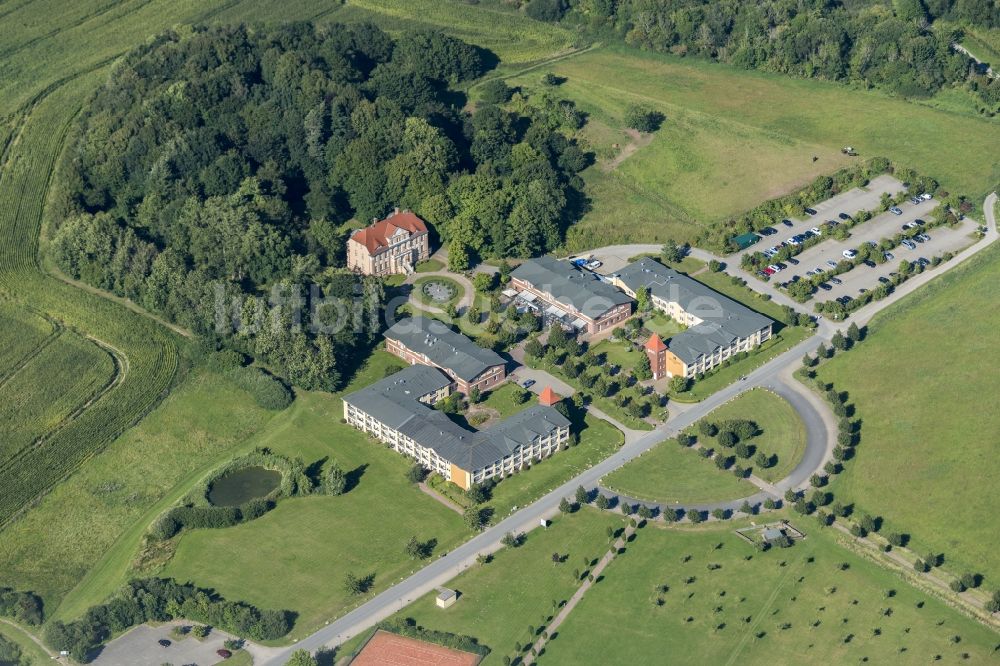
538,386 -> 561,407
644,333 -> 668,380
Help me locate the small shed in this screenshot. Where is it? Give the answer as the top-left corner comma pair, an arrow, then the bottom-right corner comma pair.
762,527 -> 785,543
731,232 -> 760,250
436,588 -> 457,609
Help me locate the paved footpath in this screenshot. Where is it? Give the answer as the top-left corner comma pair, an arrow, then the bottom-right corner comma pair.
254,194 -> 996,665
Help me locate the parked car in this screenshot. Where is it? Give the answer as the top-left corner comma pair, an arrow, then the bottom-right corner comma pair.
158,639 -> 171,648
920,193 -> 932,200
782,219 -> 794,227
902,240 -> 917,250
787,257 -> 799,265
859,287 -> 869,294
787,237 -> 800,246
902,221 -> 917,230
830,277 -> 842,285
837,295 -> 852,305
763,267 -> 776,276
917,257 -> 930,266
768,246 -> 780,254
913,218 -> 925,226
884,252 -> 894,261
521,378 -> 536,389
889,206 -> 903,215
863,260 -> 877,268
217,649 -> 233,659
757,271 -> 768,279
760,226 -> 777,235
842,249 -> 857,259
818,283 -> 832,291
767,264 -> 782,273
826,260 -> 838,268
804,207 -> 818,215
917,233 -> 930,242
806,270 -> 816,276
910,196 -> 921,205
913,235 -> 925,243
838,212 -> 852,221
811,226 -> 822,235
866,240 -> 878,248
878,276 -> 891,285
814,266 -> 825,274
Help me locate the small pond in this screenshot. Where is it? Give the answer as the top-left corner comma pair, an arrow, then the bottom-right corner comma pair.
207,466 -> 281,507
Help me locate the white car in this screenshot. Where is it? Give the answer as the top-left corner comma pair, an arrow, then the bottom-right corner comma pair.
811,226 -> 821,235
767,264 -> 782,273
920,193 -> 932,201
787,237 -> 800,246
843,249 -> 857,259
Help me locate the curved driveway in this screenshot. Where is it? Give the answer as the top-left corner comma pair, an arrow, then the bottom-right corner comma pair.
258,194 -> 997,665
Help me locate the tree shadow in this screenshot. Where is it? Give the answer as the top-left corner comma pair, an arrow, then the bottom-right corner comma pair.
305,456 -> 328,487
345,464 -> 368,493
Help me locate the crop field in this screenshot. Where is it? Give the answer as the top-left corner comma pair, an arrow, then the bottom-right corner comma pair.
505,46 -> 1000,249
817,241 -> 1000,586
0,328 -> 116,468
0,303 -> 55,376
539,521 -> 1000,665
349,508 -> 625,665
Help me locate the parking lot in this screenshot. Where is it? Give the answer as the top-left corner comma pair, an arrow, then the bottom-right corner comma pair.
736,173 -> 907,260
813,216 -> 979,302
92,622 -> 235,666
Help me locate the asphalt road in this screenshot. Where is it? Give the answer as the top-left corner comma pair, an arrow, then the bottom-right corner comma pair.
257,192 -> 998,666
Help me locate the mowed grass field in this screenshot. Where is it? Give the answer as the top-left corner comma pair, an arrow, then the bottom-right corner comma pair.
505,46 -> 1000,249
349,508 -> 625,664
540,521 -> 1000,665
705,389 -> 808,484
603,438 -> 755,505
604,388 -> 807,502
817,241 -> 1000,586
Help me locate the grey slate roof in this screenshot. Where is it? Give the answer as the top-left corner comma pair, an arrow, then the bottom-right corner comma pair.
385,316 -> 505,382
342,365 -> 570,471
616,258 -> 773,365
511,256 -> 632,320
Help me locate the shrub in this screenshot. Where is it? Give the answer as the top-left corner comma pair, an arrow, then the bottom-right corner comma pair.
224,365 -> 294,410
624,104 -> 665,132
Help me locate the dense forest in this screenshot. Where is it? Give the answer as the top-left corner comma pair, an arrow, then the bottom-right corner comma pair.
529,0 -> 1000,111
49,23 -> 588,390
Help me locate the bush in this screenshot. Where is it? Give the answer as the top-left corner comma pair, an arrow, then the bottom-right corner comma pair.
224,365 -> 293,410
0,588 -> 44,626
624,104 -> 665,132
479,80 -> 512,105
44,578 -> 291,660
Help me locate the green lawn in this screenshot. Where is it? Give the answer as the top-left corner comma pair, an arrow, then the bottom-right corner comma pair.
477,382 -> 533,420
161,390 -> 468,640
603,439 -> 755,505
702,389 -> 807,484
640,311 -> 685,340
414,258 -> 445,273
589,338 -> 643,370
671,327 -> 812,403
540,520 -> 1000,665
504,46 -> 999,249
353,508 -> 625,665
817,242 -> 1000,585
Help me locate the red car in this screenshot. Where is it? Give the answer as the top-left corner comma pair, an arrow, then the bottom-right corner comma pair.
763,267 -> 776,276
217,648 -> 233,658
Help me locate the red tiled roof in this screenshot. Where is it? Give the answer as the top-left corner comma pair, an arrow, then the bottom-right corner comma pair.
645,333 -> 667,353
538,386 -> 561,406
350,210 -> 428,256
